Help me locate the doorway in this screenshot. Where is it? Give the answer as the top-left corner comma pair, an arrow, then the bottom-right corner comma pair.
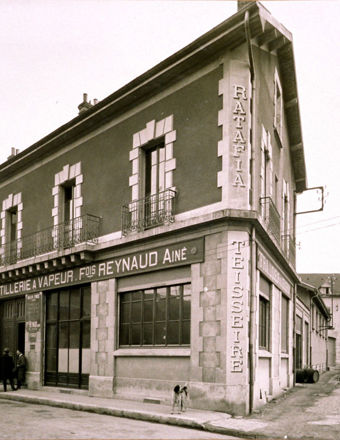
0,297 -> 25,355
45,285 -> 91,389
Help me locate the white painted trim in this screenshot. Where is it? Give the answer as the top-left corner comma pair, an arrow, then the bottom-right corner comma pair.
113,348 -> 190,357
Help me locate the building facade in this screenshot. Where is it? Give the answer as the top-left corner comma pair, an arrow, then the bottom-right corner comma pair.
0,3 -> 308,415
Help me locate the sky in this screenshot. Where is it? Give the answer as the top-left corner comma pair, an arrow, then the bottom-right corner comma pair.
1,0 -> 339,274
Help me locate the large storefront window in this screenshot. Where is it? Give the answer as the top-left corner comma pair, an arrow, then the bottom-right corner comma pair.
119,283 -> 191,347
45,285 -> 90,389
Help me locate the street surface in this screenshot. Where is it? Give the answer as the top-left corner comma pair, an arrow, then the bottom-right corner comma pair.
0,398 -> 238,440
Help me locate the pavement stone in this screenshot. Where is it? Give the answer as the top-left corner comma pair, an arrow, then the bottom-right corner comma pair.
1,367 -> 340,440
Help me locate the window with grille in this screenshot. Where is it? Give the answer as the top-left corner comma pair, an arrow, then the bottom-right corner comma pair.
119,283 -> 191,347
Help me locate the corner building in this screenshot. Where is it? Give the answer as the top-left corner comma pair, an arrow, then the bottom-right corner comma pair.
0,3 -> 308,415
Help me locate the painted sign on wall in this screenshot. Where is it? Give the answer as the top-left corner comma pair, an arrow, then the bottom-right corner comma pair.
227,231 -> 249,377
257,249 -> 292,297
229,60 -> 250,209
0,238 -> 204,297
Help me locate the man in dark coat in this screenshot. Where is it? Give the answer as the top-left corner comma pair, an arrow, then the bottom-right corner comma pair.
15,350 -> 26,389
1,348 -> 16,391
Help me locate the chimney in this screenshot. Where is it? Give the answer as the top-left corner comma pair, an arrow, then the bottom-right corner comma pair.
78,93 -> 93,114
237,1 -> 253,11
7,147 -> 20,160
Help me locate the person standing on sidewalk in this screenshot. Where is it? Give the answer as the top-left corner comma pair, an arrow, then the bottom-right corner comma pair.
0,348 -> 16,392
15,350 -> 26,389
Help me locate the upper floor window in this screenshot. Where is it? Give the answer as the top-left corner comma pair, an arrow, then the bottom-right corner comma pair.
8,207 -> 18,243
123,116 -> 177,235
274,69 -> 283,140
0,193 -> 23,265
62,181 -> 76,223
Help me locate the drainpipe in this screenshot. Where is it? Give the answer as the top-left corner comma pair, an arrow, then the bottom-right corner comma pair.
293,284 -> 297,385
244,10 -> 256,211
244,10 -> 256,414
249,226 -> 257,413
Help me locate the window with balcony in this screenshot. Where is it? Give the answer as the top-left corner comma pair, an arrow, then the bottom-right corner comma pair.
123,116 -> 177,235
60,181 -> 76,248
119,283 -> 191,347
7,207 -> 18,261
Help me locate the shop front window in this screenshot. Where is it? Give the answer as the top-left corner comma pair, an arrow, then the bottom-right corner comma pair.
119,283 -> 191,347
45,285 -> 90,389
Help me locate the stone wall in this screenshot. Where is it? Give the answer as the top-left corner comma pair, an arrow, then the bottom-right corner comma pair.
89,279 -> 116,397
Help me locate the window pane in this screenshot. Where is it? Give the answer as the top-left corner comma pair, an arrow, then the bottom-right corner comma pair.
167,321 -> 179,344
60,291 -> 69,320
183,284 -> 191,297
82,320 -> 90,349
82,286 -> 91,317
182,295 -> 191,320
155,299 -> 166,321
131,324 -> 141,345
121,302 -> 130,323
121,292 -> 131,303
70,289 -> 81,319
144,300 -> 153,322
46,324 -> 57,371
155,322 -> 166,345
131,291 -> 142,302
59,322 -> 68,349
131,302 -> 141,323
182,321 -> 190,344
144,289 -> 154,301
70,322 -> 80,349
169,296 -> 180,320
47,292 -> 58,321
143,323 -> 153,345
156,287 -> 167,300
120,324 -> 130,345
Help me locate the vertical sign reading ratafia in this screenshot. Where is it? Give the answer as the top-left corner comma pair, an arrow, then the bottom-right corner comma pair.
229,60 -> 250,209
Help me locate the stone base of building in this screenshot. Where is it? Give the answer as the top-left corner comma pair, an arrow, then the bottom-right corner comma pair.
89,375 -> 114,398
26,372 -> 42,390
113,377 -> 247,415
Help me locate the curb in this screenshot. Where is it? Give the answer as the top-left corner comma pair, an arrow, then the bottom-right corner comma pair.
0,392 -> 271,439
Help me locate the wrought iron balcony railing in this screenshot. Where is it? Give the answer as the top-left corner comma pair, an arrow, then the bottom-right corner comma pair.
259,197 -> 281,243
122,189 -> 176,236
281,234 -> 296,267
0,214 -> 101,267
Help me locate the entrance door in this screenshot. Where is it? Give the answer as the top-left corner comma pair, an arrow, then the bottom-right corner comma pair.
0,298 -> 25,355
45,285 -> 91,389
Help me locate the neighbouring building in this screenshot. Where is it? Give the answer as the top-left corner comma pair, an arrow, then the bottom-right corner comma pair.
300,273 -> 340,367
296,282 -> 330,373
0,2 -> 311,415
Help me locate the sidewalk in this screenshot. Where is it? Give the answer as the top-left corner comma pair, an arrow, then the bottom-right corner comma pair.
1,367 -> 340,440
